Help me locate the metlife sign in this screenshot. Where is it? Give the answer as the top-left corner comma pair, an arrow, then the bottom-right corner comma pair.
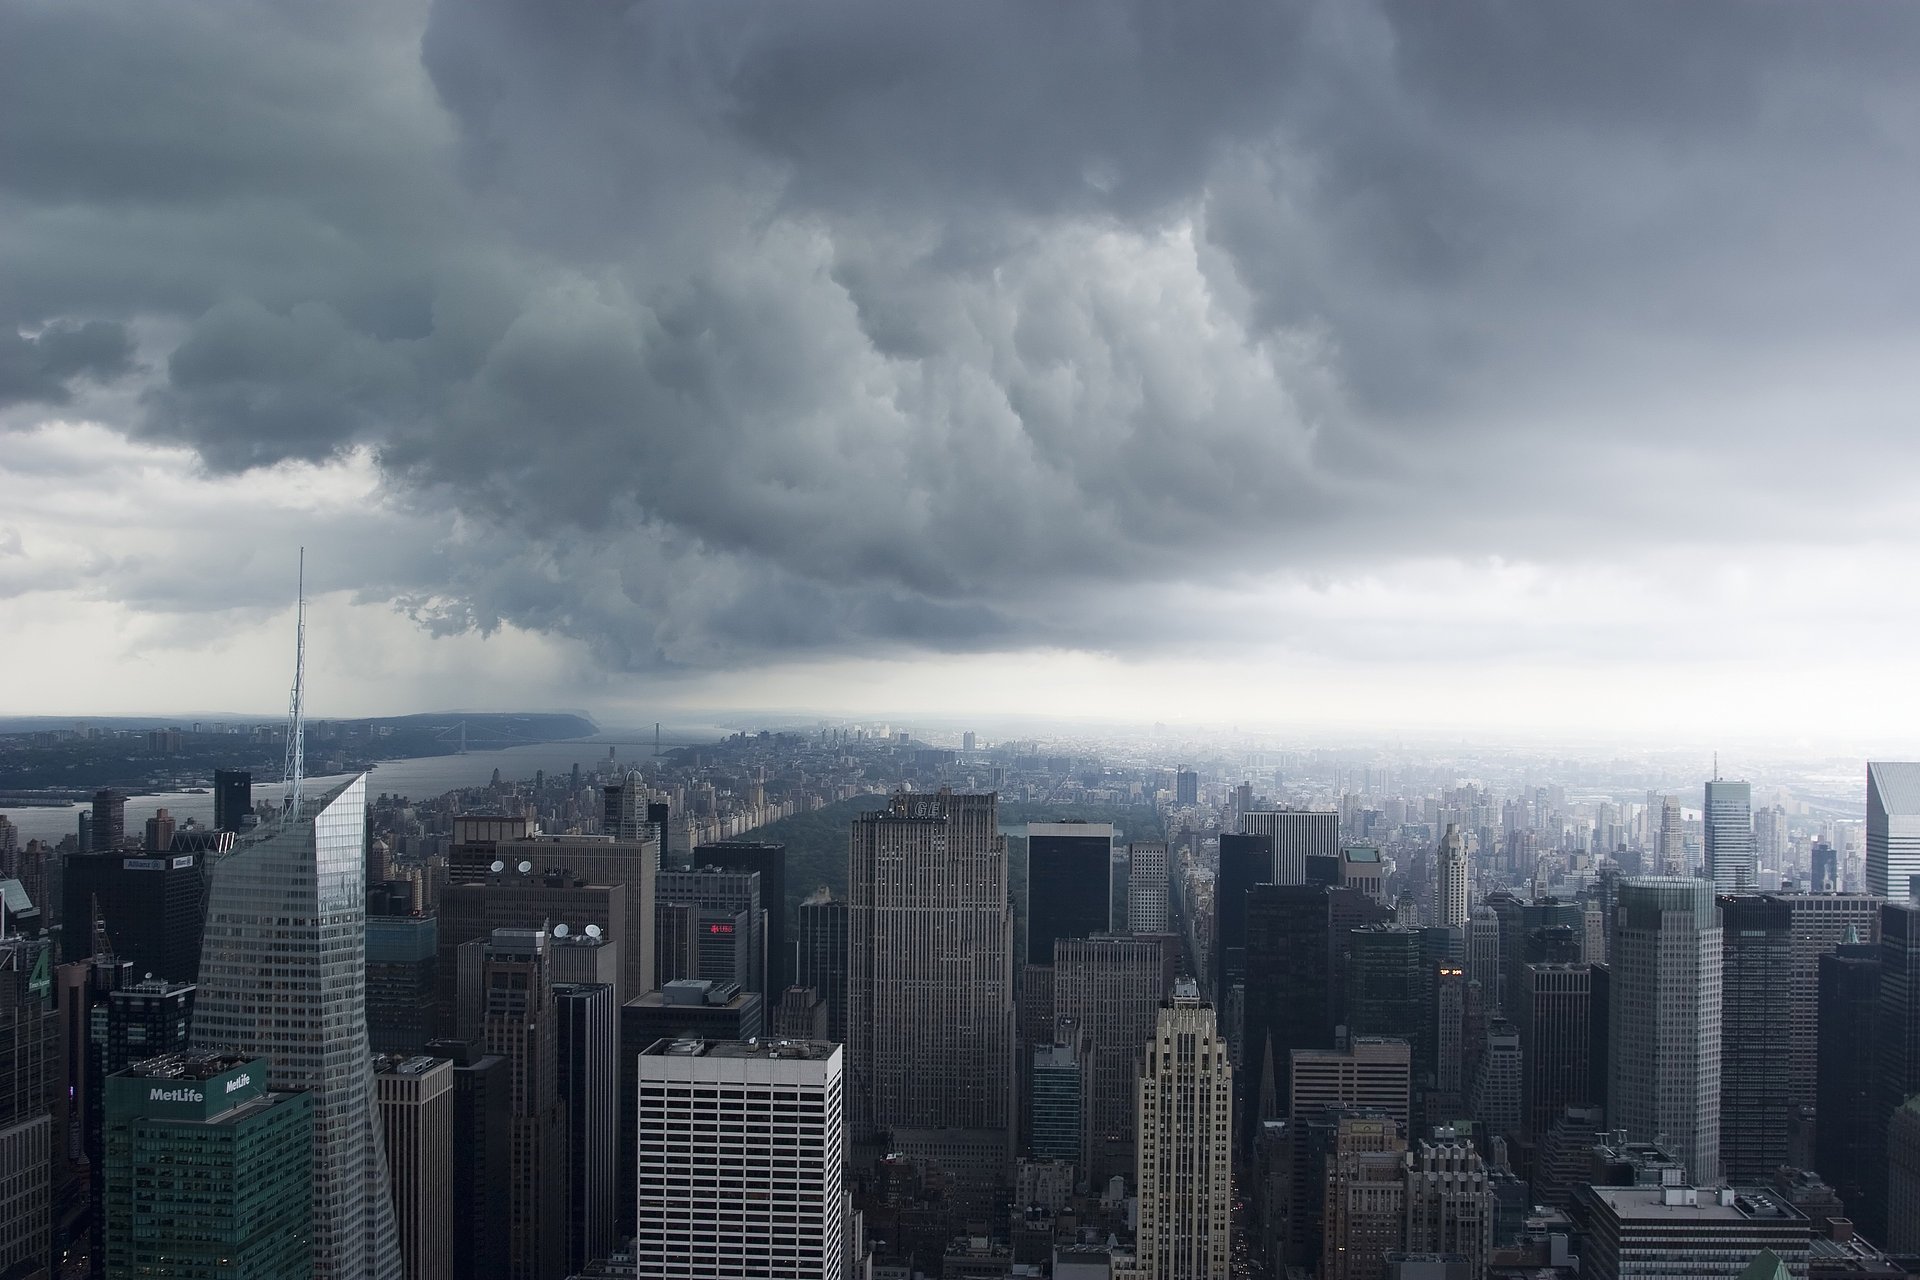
107,1057 -> 270,1122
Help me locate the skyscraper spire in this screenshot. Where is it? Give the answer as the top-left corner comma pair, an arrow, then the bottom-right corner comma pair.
282,548 -> 307,819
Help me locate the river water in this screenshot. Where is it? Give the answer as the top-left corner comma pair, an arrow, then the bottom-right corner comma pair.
1,727 -> 722,846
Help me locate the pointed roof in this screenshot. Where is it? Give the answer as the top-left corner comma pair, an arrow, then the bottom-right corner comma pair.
1738,1250 -> 1791,1280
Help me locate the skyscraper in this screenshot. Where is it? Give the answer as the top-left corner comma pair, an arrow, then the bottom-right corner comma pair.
1051,933 -> 1170,1183
1242,884 -> 1334,1145
1214,830 -> 1274,1001
479,928 -> 567,1280
601,770 -> 649,842
60,848 -> 205,982
794,888 -> 848,1045
696,840 -> 788,991
634,1038 -> 845,1279
0,936 -> 56,1280
192,775 -> 402,1279
90,789 -> 126,852
1717,895 -> 1793,1182
1320,1115 -> 1407,1280
553,981 -> 617,1274
373,1054 -> 454,1280
426,1039 -> 511,1280
1134,985 -> 1232,1280
1867,901 -> 1920,1239
1026,822 -> 1115,964
848,791 -> 1014,1184
1434,823 -> 1469,931
1868,762 -> 1920,899
1607,877 -> 1722,1186
1513,962 -> 1593,1144
101,1053 -> 313,1280
1240,809 -> 1338,887
1815,936 -> 1879,1235
213,768 -> 252,833
1126,841 -> 1171,934
1176,770 -> 1200,807
655,866 -> 763,992
1703,779 -> 1755,893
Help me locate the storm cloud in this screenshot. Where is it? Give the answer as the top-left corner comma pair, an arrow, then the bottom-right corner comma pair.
5,0 -> 1919,681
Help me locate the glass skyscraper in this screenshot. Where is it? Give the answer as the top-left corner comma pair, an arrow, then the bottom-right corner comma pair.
193,774 -> 402,1279
1702,778 -> 1755,892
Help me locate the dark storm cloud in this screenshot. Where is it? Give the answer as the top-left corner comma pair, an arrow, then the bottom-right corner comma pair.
4,0 -> 1919,669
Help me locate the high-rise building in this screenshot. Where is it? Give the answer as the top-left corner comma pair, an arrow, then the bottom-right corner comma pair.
1573,1185 -> 1811,1280
1814,936 -> 1879,1233
553,981 -> 617,1274
655,866 -> 763,992
60,849 -> 204,982
1467,1019 -> 1522,1138
1608,877 -> 1722,1186
1243,884 -> 1335,1144
1466,906 -> 1501,1015
1214,831 -> 1274,1000
1868,763 -> 1920,899
1134,986 -> 1232,1280
374,1054 -> 454,1280
1027,822 -> 1116,965
191,775 -> 402,1279
1176,771 -> 1200,807
1704,779 -> 1756,893
101,1052 -> 312,1280
696,841 -> 788,992
1291,1039 -> 1413,1135
1030,1038 -> 1088,1168
213,768 -> 252,833
1718,895 -> 1793,1182
1345,927 -> 1427,1072
367,912 -> 438,1055
478,927 -> 567,1280
1513,963 -> 1592,1143
635,1038 -> 845,1279
1434,824 -> 1469,931
601,771 -> 649,842
1812,843 -> 1839,894
0,936 -> 56,1280
1405,1131 -> 1494,1273
794,889 -> 848,1045
1321,1114 -> 1407,1280
425,1039 -> 511,1280
1052,933 -> 1170,1184
848,791 -> 1013,1182
1867,901 -> 1920,1239
1241,809 -> 1338,887
437,869 -> 627,1036
90,789 -> 126,852
1126,841 -> 1171,934
1889,1097 -> 1920,1251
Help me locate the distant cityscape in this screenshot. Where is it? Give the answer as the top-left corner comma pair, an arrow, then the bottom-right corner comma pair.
2,715 -> 1918,1279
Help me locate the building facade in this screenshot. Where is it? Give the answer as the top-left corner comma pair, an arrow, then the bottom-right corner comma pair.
1134,989 -> 1232,1280
1703,779 -> 1756,893
1868,763 -> 1920,899
1241,809 -> 1339,888
373,1054 -> 454,1280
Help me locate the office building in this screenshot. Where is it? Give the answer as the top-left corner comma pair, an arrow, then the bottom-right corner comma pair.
60,849 -> 203,982
213,768 -> 252,833
1468,1020 -> 1522,1138
1292,1039 -> 1413,1135
1889,1096 -> 1920,1250
635,1038 -> 845,1279
554,982 -> 617,1273
0,937 -> 56,1280
771,985 -> 828,1041
1719,895 -> 1793,1181
617,982 -> 765,1239
1052,933 -> 1171,1183
1867,763 -> 1920,899
795,889 -> 848,1044
1127,841 -> 1171,934
191,775 -> 401,1279
1812,843 -> 1839,894
1214,831 -> 1274,1001
1608,877 -> 1722,1186
1466,907 -> 1501,1014
479,928 -> 567,1280
848,791 -> 1014,1183
1134,987 -> 1232,1280
697,841 -> 788,991
1814,936 -> 1879,1232
656,866 -> 762,992
367,912 -> 438,1055
101,1052 -> 312,1280
1406,1132 -> 1494,1273
1243,885 -> 1343,1144
1031,1039 -> 1088,1167
374,1054 -> 454,1280
1241,809 -> 1338,887
1342,846 -> 1386,900
425,1039 -> 511,1280
1027,822 -> 1116,964
1867,901 -> 1920,1239
1770,893 -> 1882,1113
1705,779 -> 1756,892
438,869 -> 627,1036
90,789 -> 126,852
602,771 -> 650,842
449,818 -> 658,997
1434,824 -> 1469,931
1346,927 -> 1427,1071
1322,1115 -> 1408,1280
1574,1185 -> 1811,1280
1176,771 -> 1199,807
1513,964 -> 1592,1142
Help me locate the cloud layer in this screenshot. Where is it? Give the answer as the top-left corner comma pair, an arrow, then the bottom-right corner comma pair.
4,0 -> 1920,712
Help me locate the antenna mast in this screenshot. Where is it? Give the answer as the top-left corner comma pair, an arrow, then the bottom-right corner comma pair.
283,548 -> 307,819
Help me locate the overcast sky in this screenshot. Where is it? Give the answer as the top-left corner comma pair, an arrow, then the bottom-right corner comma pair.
3,1 -> 1919,742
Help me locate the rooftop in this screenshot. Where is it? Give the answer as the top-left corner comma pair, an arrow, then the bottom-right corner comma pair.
122,1051 -> 256,1082
1586,1186 -> 1809,1224
645,1036 -> 837,1061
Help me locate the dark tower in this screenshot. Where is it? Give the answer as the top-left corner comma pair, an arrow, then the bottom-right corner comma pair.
1026,823 -> 1115,965
1816,938 -> 1880,1233
213,769 -> 253,834
695,841 -> 788,992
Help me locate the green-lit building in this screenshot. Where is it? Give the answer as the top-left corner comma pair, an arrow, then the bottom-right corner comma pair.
102,1052 -> 313,1280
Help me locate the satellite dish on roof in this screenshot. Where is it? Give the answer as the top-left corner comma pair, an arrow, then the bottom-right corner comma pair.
517,860 -> 533,875
584,924 -> 602,939
490,860 -> 505,874
553,923 -> 570,939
